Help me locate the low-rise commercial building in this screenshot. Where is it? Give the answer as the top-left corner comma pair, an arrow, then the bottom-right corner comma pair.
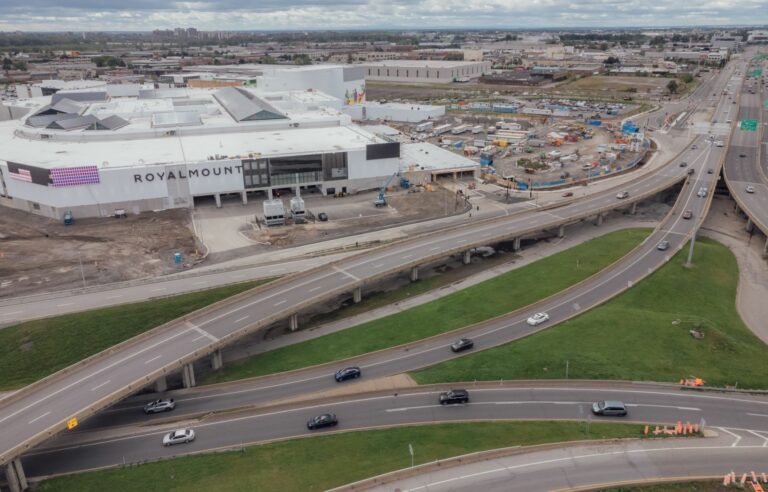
363,60 -> 491,83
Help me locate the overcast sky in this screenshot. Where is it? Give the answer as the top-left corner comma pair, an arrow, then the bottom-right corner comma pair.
2,0 -> 768,31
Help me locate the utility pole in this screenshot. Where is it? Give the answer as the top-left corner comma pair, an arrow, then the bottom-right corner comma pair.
685,228 -> 697,267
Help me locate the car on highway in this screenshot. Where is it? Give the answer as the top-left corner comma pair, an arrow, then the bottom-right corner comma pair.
334,367 -> 361,382
591,401 -> 628,417
707,168 -> 714,174
307,413 -> 338,430
162,428 -> 195,446
691,144 -> 698,149
656,240 -> 670,251
144,398 -> 176,414
616,191 -> 630,199
562,191 -> 574,197
450,337 -> 474,353
715,141 -> 724,147
687,168 -> 695,176
679,161 -> 688,167
526,312 -> 550,326
746,185 -> 756,194
439,389 -> 470,405
683,210 -> 693,220
697,187 -> 708,198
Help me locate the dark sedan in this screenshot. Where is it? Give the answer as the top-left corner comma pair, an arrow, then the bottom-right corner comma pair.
439,389 -> 470,405
307,413 -> 338,430
334,367 -> 361,382
450,338 -> 474,353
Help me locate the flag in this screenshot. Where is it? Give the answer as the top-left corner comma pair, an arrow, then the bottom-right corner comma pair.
9,168 -> 32,182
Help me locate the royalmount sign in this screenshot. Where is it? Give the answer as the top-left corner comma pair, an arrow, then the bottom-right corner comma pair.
133,165 -> 243,183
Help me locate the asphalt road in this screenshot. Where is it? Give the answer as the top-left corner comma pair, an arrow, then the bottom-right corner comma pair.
366,433 -> 768,492
20,384 -> 768,478
0,60 -> 738,468
725,54 -> 768,236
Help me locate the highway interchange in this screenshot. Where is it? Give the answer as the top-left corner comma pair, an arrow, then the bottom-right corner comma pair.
2,54 -> 768,491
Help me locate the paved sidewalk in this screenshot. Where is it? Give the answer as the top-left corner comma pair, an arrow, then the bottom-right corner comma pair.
224,216 -> 658,362
701,197 -> 768,344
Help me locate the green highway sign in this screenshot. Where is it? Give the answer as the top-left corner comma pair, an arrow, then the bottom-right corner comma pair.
740,119 -> 758,132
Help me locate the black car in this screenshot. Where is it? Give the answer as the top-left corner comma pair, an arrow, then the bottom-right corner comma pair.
307,413 -> 338,430
334,366 -> 361,382
450,338 -> 474,353
317,212 -> 328,221
439,389 -> 469,405
687,168 -> 695,175
679,161 -> 688,167
707,168 -> 714,174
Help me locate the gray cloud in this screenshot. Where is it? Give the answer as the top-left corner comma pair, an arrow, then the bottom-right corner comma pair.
1,0 -> 767,31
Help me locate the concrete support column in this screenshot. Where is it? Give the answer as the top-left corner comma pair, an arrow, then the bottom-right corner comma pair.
595,213 -> 604,226
5,459 -> 28,492
214,193 -> 222,208
410,266 -> 419,282
153,375 -> 168,393
557,225 -> 565,238
181,363 -> 196,388
734,202 -> 741,214
289,313 -> 299,331
630,202 -> 637,215
353,287 -> 362,304
746,218 -> 754,233
462,250 -> 471,265
241,191 -> 248,205
211,349 -> 223,371
513,237 -> 521,252
763,237 -> 768,258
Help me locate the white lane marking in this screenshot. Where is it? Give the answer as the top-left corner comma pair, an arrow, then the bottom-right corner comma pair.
57,303 -> 74,307
269,269 -> 284,274
429,246 -> 440,251
90,380 -> 111,392
747,413 -> 768,418
625,404 -> 701,411
747,430 -> 768,447
105,294 -> 123,300
28,412 -> 51,424
187,321 -> 219,342
193,281 -> 207,286
234,315 -> 250,323
144,355 -> 162,365
718,427 -> 743,447
273,300 -> 287,307
0,311 -> 23,316
308,286 -> 322,293
332,266 -> 360,282
191,335 -> 206,342
402,444 -> 766,491
402,254 -> 413,259
151,288 -> 167,292
456,239 -> 466,244
387,401 -> 588,412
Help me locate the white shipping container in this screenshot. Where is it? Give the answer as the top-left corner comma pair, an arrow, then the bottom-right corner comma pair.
415,121 -> 434,132
433,124 -> 452,136
471,125 -> 484,134
451,124 -> 470,135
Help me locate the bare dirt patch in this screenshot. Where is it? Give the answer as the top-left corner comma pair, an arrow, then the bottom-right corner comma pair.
0,208 -> 198,298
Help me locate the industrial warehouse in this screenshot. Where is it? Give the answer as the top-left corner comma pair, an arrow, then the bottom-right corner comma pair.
0,65 -> 476,220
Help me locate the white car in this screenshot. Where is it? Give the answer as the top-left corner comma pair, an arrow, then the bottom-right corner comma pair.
746,185 -> 755,194
163,428 -> 195,446
616,191 -> 630,199
697,187 -> 708,198
527,312 -> 550,326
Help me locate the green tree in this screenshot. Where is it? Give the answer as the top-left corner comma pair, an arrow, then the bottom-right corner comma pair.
680,73 -> 694,84
667,79 -> 679,94
261,54 -> 276,64
11,60 -> 27,71
2,58 -> 11,70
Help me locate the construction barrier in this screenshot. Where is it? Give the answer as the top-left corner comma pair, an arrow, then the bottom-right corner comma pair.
644,421 -> 700,436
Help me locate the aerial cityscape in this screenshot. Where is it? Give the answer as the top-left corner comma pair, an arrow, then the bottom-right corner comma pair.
1,4 -> 768,491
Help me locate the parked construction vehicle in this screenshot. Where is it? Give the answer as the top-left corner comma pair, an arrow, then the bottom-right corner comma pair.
374,172 -> 398,207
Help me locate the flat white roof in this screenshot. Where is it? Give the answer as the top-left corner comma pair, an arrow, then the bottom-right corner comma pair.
0,123 -> 386,169
401,143 -> 478,172
364,60 -> 487,69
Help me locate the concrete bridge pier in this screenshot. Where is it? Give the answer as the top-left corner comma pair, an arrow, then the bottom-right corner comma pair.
241,191 -> 248,205
353,287 -> 362,304
214,193 -> 222,208
746,218 -> 754,233
153,375 -> 168,393
410,266 -> 419,282
211,349 -> 223,371
763,237 -> 768,258
289,313 -> 299,331
630,202 -> 637,215
462,250 -> 471,265
595,213 -> 605,226
4,459 -> 27,492
513,237 -> 521,252
558,224 -> 565,238
182,363 -> 196,388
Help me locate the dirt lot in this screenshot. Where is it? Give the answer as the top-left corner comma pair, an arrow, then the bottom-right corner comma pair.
564,75 -> 670,94
0,208 -> 199,298
242,187 -> 468,250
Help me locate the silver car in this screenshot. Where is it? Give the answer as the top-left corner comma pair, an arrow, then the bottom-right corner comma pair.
144,398 -> 176,414
162,428 -> 195,446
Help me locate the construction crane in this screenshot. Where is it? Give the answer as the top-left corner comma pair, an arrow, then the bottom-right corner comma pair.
374,172 -> 398,207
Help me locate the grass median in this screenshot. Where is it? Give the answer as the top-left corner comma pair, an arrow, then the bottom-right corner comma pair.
35,421 -> 642,492
0,280 -> 270,391
413,237 -> 768,389
203,228 -> 650,384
